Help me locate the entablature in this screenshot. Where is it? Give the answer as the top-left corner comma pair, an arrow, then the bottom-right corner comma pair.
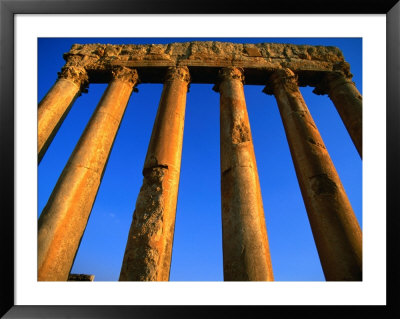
62,41 -> 353,87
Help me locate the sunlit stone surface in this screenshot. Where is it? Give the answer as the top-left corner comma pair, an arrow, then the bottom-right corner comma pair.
38,42 -> 362,281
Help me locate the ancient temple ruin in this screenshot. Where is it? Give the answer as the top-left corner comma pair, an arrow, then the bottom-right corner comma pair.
37,41 -> 362,281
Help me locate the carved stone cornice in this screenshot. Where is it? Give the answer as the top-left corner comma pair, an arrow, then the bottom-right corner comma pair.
57,65 -> 89,92
62,42 -> 354,85
213,67 -> 244,92
111,66 -> 139,86
164,66 -> 190,83
263,68 -> 298,95
65,42 -> 346,69
313,72 -> 355,96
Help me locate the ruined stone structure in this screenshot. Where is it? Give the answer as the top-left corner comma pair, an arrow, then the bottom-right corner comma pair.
67,274 -> 95,281
38,41 -> 362,282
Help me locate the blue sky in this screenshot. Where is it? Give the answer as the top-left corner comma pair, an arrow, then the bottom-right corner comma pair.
38,37 -> 362,281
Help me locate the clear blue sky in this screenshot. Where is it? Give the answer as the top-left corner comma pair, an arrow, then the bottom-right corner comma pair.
38,37 -> 362,281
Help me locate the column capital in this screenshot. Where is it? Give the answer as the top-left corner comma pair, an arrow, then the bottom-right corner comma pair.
271,68 -> 362,280
111,66 -> 139,86
57,65 -> 89,92
313,72 -> 355,96
164,66 -> 191,83
119,65 -> 188,281
219,67 -> 245,82
213,67 -> 244,92
263,68 -> 298,95
38,74 -> 135,281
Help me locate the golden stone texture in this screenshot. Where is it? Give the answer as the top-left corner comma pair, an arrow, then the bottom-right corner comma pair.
67,274 -> 95,281
265,69 -> 362,281
63,42 -> 349,77
314,72 -> 362,157
215,67 -> 274,281
38,41 -> 362,282
38,67 -> 138,281
119,67 -> 190,281
38,66 -> 88,163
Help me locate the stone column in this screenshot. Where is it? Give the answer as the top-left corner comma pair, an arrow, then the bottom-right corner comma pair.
38,65 -> 89,164
38,67 -> 138,281
264,68 -> 362,281
214,67 -> 274,281
313,72 -> 362,158
119,66 -> 190,281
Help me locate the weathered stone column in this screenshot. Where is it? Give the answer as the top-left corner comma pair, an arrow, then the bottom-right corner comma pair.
214,67 -> 274,281
119,66 -> 190,281
38,65 -> 89,164
264,68 -> 362,281
313,72 -> 362,158
38,67 -> 138,281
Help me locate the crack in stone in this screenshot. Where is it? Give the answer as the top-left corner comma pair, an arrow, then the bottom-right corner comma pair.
126,162 -> 169,280
222,164 -> 253,175
309,174 -> 338,195
74,164 -> 101,176
290,110 -> 318,130
307,137 -> 326,149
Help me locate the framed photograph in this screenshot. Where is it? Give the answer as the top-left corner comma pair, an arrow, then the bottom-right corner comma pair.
1,0 -> 398,317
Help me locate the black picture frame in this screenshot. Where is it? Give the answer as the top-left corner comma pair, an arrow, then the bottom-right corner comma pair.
1,0 -> 399,317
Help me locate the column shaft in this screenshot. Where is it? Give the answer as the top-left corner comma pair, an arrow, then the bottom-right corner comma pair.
216,68 -> 274,281
38,65 -> 88,163
314,73 -> 362,158
119,67 -> 190,281
38,67 -> 138,281
267,69 -> 362,281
